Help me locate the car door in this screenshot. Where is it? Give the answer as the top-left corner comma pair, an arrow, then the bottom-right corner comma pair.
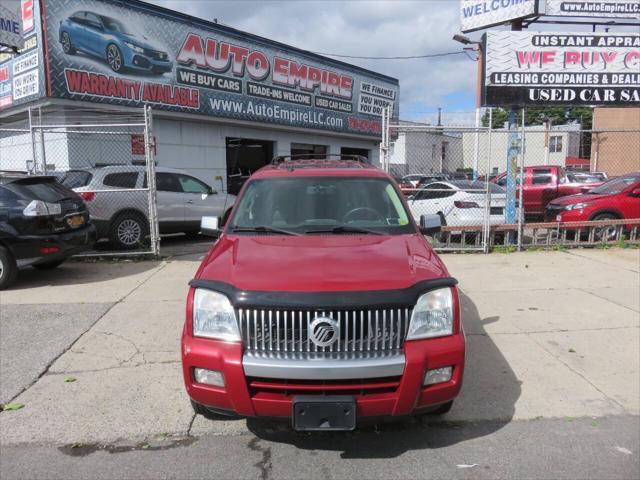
409,183 -> 455,219
83,13 -> 106,56
154,172 -> 185,229
176,174 -> 227,228
618,181 -> 640,219
528,168 -> 557,216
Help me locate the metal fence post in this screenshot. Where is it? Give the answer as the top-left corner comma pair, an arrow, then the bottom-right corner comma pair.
517,108 -> 526,251
483,108 -> 493,253
144,106 -> 160,257
38,107 -> 48,174
28,107 -> 38,174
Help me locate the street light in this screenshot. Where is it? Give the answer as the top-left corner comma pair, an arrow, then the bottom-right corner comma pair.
452,34 -> 475,45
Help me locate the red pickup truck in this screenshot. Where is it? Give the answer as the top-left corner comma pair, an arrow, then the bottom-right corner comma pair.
493,166 -> 603,217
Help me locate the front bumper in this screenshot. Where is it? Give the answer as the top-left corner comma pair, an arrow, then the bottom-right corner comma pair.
123,49 -> 173,73
182,332 -> 465,419
10,224 -> 97,268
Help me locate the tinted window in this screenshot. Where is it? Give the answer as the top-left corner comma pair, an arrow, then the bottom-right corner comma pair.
3,178 -> 76,202
156,173 -> 183,193
103,172 -> 138,189
101,16 -> 132,34
84,13 -> 103,29
229,177 -> 413,235
449,180 -> 504,193
590,174 -> 640,195
60,171 -> 93,189
532,169 -> 553,185
178,175 -> 210,194
0,186 -> 20,207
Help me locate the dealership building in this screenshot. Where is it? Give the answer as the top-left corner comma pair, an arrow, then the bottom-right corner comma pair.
0,0 -> 399,192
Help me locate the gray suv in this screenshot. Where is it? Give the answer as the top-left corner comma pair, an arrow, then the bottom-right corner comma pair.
59,166 -> 235,249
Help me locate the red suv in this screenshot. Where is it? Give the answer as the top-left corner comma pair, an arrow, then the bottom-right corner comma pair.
181,157 -> 465,431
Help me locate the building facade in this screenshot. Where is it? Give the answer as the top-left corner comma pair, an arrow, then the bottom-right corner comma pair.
591,107 -> 640,177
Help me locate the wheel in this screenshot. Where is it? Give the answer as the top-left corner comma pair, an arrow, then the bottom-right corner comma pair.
109,212 -> 149,250
0,246 -> 18,290
33,259 -> 66,270
61,32 -> 76,54
106,44 -> 124,73
592,213 -> 619,241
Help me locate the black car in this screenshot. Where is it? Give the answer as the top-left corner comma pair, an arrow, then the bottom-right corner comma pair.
0,174 -> 97,289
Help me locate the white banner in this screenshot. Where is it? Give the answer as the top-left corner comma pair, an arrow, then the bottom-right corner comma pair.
460,0 -> 538,33
0,1 -> 23,50
544,0 -> 640,19
483,31 -> 640,106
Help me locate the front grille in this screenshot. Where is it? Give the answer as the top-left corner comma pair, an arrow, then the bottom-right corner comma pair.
145,49 -> 168,60
545,204 -> 564,221
248,376 -> 401,396
238,307 -> 412,353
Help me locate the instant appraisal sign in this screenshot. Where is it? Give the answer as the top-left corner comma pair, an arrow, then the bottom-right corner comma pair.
483,31 -> 640,106
41,0 -> 399,138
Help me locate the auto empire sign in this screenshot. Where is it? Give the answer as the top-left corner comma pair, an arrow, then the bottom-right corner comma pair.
460,0 -> 539,33
43,0 -> 398,138
0,1 -> 23,50
544,0 -> 640,19
482,31 -> 640,106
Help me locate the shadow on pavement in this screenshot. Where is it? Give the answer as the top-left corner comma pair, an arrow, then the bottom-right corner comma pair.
244,292 -> 521,458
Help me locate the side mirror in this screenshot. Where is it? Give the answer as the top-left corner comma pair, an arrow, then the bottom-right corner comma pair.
419,214 -> 442,235
201,216 -> 220,237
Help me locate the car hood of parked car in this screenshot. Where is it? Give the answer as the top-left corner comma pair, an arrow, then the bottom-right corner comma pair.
195,234 -> 450,292
549,191 -> 615,205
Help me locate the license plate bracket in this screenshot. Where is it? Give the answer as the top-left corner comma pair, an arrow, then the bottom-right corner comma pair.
292,396 -> 356,432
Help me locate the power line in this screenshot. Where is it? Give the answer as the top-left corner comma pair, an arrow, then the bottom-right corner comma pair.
309,50 -> 468,60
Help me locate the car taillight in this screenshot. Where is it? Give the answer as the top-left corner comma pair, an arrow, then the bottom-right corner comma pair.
79,191 -> 96,202
39,246 -> 60,255
454,201 -> 480,209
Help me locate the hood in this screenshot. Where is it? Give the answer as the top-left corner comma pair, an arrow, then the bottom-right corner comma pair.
549,192 -> 609,206
195,234 -> 449,292
120,33 -> 162,52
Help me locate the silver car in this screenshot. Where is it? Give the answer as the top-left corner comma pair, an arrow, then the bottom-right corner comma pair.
59,166 -> 235,249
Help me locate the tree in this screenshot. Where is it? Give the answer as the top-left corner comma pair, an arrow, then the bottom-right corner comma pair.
482,106 -> 592,129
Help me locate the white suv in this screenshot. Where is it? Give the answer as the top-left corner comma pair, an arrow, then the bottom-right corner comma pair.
59,166 -> 235,250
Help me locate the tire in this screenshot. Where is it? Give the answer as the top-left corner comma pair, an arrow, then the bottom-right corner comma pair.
0,246 -> 18,291
591,213 -> 619,242
61,32 -> 75,54
109,212 -> 149,250
106,44 -> 124,73
33,259 -> 66,270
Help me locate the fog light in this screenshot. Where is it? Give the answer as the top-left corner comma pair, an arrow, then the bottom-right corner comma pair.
194,368 -> 225,387
424,366 -> 453,386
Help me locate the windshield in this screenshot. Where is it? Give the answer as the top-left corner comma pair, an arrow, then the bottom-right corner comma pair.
228,177 -> 414,235
589,174 -> 640,195
101,17 -> 132,35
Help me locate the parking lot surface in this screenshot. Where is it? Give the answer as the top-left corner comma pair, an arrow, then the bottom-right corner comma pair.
0,247 -> 638,479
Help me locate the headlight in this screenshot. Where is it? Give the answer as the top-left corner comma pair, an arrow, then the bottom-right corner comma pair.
565,202 -> 592,211
407,288 -> 454,340
192,289 -> 240,342
124,42 -> 144,53
23,200 -> 62,217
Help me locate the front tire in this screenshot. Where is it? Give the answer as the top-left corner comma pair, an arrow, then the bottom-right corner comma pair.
0,246 -> 18,290
61,32 -> 75,54
106,44 -> 124,73
592,213 -> 619,242
109,212 -> 149,250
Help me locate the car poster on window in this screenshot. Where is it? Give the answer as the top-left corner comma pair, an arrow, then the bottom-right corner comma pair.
0,0 -> 45,111
41,0 -> 399,138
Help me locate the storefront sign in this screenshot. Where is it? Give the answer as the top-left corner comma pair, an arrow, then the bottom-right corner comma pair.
544,0 -> 640,19
483,31 -> 640,106
43,0 -> 399,138
460,0 -> 538,33
0,1 -> 23,50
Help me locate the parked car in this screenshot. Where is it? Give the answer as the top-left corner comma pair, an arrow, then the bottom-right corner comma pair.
182,156 -> 465,430
59,12 -> 173,74
545,173 -> 640,240
408,180 -> 508,228
402,174 -> 425,188
59,166 -> 235,250
492,165 -> 603,217
0,174 -> 96,290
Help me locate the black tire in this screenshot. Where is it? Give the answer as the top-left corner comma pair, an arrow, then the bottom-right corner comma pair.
0,246 -> 18,291
591,213 -> 619,242
33,259 -> 66,270
106,44 -> 124,73
61,31 -> 76,54
109,212 -> 149,250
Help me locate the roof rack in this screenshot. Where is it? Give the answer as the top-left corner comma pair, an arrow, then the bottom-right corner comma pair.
271,154 -> 369,165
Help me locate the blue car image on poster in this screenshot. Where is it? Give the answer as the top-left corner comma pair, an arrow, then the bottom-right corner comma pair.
58,11 -> 172,75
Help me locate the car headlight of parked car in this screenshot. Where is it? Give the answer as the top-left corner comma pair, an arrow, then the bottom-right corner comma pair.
124,42 -> 144,54
564,202 -> 592,211
192,289 -> 240,342
23,200 -> 62,217
407,287 -> 454,340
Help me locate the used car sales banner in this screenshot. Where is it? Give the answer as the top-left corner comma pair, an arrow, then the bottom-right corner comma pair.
41,0 -> 399,138
483,31 -> 640,106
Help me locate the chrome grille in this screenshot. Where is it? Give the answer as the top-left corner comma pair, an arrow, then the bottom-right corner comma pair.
238,308 -> 412,353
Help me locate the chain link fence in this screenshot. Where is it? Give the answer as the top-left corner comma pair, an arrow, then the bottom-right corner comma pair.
0,106 -> 159,256
382,109 -> 640,252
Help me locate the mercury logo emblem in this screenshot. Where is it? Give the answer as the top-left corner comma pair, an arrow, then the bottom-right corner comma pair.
309,316 -> 340,348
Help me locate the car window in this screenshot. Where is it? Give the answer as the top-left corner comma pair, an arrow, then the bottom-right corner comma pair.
0,186 -> 20,207
177,175 -> 210,194
3,178 -> 76,202
59,171 -> 93,189
84,12 -> 103,29
156,173 -> 183,193
590,174 -> 640,195
532,169 -> 553,185
100,16 -> 132,35
103,172 -> 138,189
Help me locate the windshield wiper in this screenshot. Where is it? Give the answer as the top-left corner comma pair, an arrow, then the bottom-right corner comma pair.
231,226 -> 301,236
305,225 -> 384,235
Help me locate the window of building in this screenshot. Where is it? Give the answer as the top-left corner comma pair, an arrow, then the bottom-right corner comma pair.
549,135 -> 563,153
226,137 -> 275,196
340,147 -> 369,160
291,143 -> 328,158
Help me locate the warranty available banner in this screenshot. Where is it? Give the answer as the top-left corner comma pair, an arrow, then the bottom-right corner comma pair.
483,31 -> 640,106
43,0 -> 399,138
